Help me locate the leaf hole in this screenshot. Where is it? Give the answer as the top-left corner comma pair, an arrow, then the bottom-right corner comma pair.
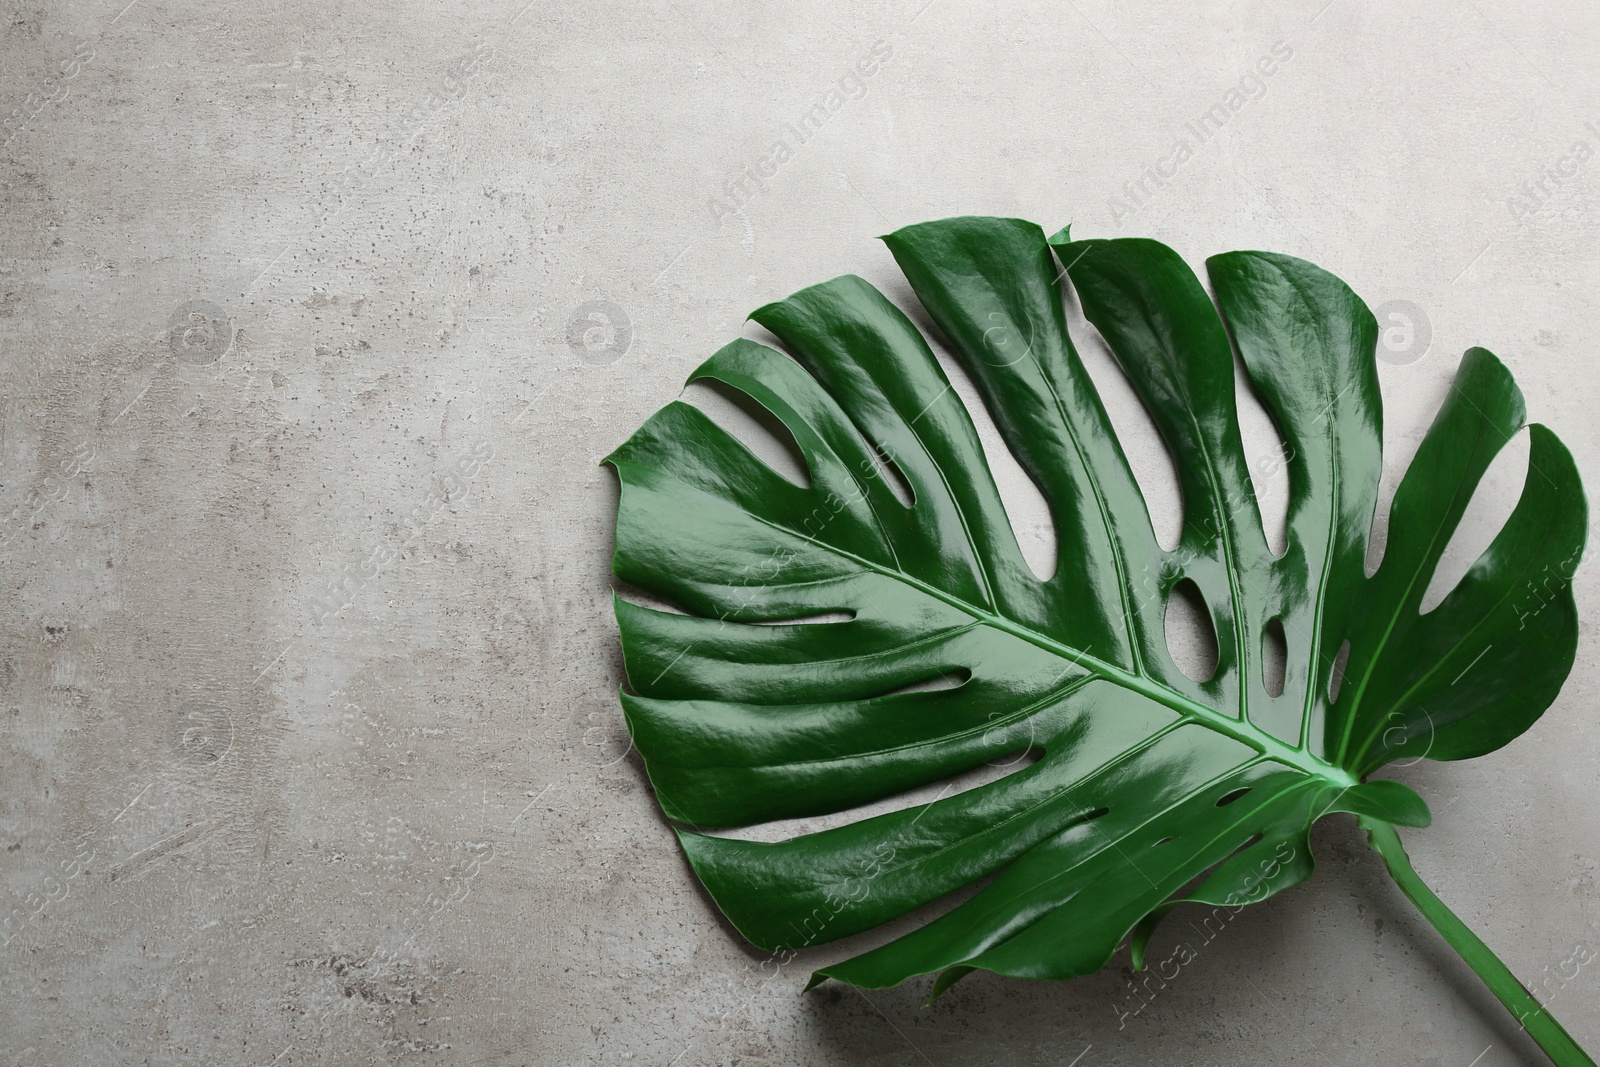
1261,617 -> 1287,698
1327,639 -> 1352,704
1164,578 -> 1219,682
919,330 -> 1057,580
873,668 -> 972,699
1069,299 -> 1185,551
682,378 -> 811,488
611,582 -> 691,617
1229,831 -> 1266,855
1167,830 -> 1267,902
1419,426 -> 1529,614
1235,366 -> 1291,558
704,736 -> 1033,844
985,746 -> 1047,771
1152,836 -> 1174,848
864,437 -> 915,509
748,610 -> 856,626
1186,832 -> 1267,890
1216,787 -> 1251,808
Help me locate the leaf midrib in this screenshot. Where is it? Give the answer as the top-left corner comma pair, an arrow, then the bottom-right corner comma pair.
756,506 -> 1356,787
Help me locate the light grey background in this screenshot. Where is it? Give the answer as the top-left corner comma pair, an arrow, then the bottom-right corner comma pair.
2,0 -> 1597,1064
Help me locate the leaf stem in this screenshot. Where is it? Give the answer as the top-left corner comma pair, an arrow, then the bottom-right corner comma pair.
1361,818 -> 1597,1067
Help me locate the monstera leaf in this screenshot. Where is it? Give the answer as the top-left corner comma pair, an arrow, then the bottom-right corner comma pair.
606,217 -> 1593,1063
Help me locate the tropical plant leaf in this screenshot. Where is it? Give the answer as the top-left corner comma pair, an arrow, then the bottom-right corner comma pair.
604,217 -> 1586,1023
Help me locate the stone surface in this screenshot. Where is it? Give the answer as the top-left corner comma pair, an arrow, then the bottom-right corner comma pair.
2,0 -> 1597,1064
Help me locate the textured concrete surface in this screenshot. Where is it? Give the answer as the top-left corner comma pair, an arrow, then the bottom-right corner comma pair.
2,0 -> 1598,1064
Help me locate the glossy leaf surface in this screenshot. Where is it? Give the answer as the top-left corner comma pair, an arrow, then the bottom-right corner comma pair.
605,216 -> 1585,996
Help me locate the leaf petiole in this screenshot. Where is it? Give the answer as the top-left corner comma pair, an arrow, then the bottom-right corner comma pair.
1362,818 -> 1597,1067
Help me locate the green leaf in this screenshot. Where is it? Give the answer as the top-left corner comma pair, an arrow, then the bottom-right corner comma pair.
605,217 -> 1585,1006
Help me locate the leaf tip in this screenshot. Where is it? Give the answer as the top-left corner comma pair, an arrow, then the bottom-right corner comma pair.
928,965 -> 973,1003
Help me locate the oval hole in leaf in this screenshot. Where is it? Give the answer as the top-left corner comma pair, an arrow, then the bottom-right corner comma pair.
1419,427 -> 1529,614
864,438 -> 915,508
1165,578 -> 1220,682
1166,831 -> 1267,902
1235,365 -> 1291,558
749,610 -> 856,626
921,328 -> 1057,580
1327,639 -> 1352,703
1261,617 -> 1287,698
612,584 -> 691,616
873,668 -> 972,699
984,745 -> 1045,770
682,379 -> 811,488
1216,787 -> 1251,807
